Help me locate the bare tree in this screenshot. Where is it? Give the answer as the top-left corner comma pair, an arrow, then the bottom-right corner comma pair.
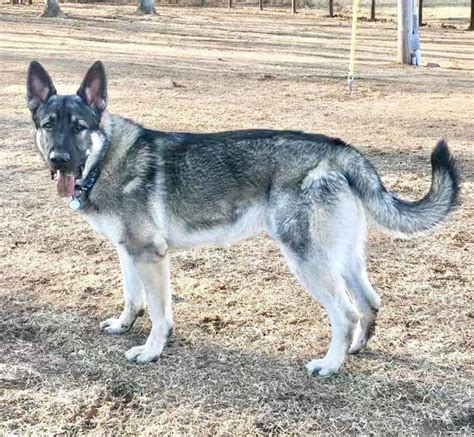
136,0 -> 156,14
419,0 -> 423,26
40,0 -> 64,17
370,0 -> 375,21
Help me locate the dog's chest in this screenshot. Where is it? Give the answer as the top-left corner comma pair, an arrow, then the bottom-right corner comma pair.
83,211 -> 123,246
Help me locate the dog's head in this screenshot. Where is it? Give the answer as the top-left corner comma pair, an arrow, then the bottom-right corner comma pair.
26,61 -> 107,197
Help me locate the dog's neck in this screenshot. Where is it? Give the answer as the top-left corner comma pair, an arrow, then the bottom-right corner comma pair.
69,112 -> 111,211
97,111 -> 143,169
76,112 -> 147,212
82,132 -> 108,181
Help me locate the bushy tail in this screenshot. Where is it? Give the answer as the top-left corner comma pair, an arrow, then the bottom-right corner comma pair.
341,140 -> 460,235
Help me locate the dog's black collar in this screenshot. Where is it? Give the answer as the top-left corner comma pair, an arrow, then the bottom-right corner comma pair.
69,167 -> 100,210
69,137 -> 109,211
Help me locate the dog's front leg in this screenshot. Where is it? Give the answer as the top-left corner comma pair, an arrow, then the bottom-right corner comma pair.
100,246 -> 146,334
125,253 -> 173,364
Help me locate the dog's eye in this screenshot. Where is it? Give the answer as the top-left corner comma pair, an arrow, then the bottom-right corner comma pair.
75,124 -> 86,132
42,122 -> 53,130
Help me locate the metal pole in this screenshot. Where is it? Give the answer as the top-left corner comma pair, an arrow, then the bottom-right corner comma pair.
259,0 -> 263,11
329,0 -> 334,17
347,0 -> 360,93
292,0 -> 296,14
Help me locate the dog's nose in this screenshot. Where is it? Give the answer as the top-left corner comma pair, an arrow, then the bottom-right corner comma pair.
50,151 -> 71,166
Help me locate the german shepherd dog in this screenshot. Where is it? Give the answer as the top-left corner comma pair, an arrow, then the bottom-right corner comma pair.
26,61 -> 459,376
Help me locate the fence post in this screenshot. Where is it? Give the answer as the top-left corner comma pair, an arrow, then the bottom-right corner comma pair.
329,0 -> 333,17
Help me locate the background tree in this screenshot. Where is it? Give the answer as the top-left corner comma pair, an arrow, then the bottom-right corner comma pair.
136,0 -> 156,14
40,0 -> 64,17
370,0 -> 375,21
418,0 -> 423,25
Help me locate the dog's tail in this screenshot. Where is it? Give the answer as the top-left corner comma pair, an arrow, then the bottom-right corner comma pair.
341,140 -> 460,235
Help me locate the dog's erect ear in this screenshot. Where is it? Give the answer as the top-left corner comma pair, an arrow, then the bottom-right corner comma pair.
77,61 -> 107,112
27,61 -> 57,113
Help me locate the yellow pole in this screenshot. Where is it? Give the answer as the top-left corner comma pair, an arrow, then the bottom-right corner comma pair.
348,0 -> 360,93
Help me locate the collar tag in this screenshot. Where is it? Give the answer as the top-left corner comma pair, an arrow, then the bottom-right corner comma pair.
69,167 -> 99,211
69,196 -> 82,211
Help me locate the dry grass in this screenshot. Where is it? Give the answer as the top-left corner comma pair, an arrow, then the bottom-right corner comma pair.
0,4 -> 473,434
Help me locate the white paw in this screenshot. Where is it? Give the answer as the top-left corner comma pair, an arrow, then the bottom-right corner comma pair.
306,358 -> 340,377
125,345 -> 161,364
348,337 -> 367,355
100,318 -> 131,335
348,323 -> 368,355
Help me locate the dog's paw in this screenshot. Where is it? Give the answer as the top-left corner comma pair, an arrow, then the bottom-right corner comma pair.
347,322 -> 367,355
100,318 -> 132,335
125,345 -> 161,364
348,338 -> 367,355
306,358 -> 340,377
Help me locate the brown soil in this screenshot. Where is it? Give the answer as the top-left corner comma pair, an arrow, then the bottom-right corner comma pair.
0,4 -> 473,434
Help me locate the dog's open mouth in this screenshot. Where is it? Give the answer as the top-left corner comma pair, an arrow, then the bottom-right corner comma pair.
54,170 -> 75,198
51,166 -> 84,198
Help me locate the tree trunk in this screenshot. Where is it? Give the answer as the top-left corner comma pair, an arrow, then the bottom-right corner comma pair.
39,0 -> 64,17
398,0 -> 412,64
370,0 -> 375,21
329,0 -> 334,17
469,0 -> 474,30
418,0 -> 423,26
136,0 -> 156,15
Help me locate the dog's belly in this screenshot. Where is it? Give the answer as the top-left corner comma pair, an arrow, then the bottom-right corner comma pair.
166,204 -> 266,249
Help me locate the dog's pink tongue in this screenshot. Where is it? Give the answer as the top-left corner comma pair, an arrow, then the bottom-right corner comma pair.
57,173 -> 75,198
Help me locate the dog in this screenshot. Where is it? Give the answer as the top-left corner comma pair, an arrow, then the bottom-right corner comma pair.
26,61 -> 459,376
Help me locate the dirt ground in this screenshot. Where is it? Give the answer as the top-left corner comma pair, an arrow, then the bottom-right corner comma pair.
0,3 -> 473,434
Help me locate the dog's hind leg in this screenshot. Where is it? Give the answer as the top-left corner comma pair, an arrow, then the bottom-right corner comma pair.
267,178 -> 360,376
339,211 -> 381,354
282,248 -> 360,376
100,246 -> 146,334
345,261 -> 380,355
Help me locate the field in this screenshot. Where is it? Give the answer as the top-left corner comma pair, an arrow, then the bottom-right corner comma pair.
0,3 -> 473,434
